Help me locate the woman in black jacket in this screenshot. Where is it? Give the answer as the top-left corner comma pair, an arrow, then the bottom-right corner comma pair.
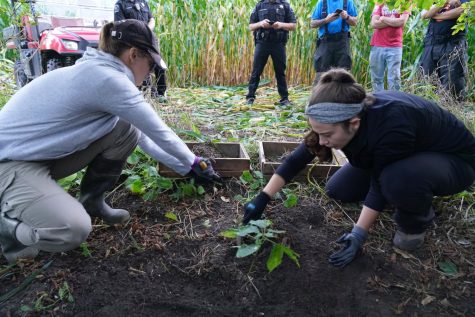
243,68 -> 475,267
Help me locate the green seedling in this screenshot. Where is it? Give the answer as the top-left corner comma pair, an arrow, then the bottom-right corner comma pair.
234,170 -> 266,203
79,242 -> 92,257
221,219 -> 300,273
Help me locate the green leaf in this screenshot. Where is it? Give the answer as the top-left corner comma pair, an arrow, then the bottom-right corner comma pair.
240,170 -> 254,184
181,183 -> 196,196
165,212 -> 178,222
127,152 -> 141,164
249,219 -> 272,229
282,245 -> 301,268
267,244 -> 284,272
143,190 -> 158,201
146,165 -> 159,177
236,225 -> 260,236
438,260 -> 458,275
283,193 -> 298,208
197,185 -> 205,195
221,229 -> 238,238
236,244 -> 260,258
156,177 -> 173,190
128,179 -> 144,194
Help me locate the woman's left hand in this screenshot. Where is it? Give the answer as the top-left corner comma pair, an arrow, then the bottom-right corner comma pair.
328,226 -> 367,267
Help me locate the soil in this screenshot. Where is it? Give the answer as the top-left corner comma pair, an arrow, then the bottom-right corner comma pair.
1,180 -> 474,317
191,143 -> 224,159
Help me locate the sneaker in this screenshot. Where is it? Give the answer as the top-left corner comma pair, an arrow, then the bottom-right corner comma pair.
246,98 -> 255,105
393,230 -> 425,251
279,98 -> 291,106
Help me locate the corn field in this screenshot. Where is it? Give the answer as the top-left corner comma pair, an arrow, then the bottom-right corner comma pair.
150,0 -> 474,93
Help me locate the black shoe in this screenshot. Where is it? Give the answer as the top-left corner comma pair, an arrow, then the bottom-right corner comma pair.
246,98 -> 255,105
79,156 -> 130,225
279,98 -> 291,106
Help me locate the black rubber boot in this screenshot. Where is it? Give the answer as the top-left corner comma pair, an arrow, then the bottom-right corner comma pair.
79,156 -> 130,225
0,213 -> 26,263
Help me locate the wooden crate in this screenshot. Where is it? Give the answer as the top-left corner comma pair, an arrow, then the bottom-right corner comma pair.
158,142 -> 250,178
259,141 -> 348,181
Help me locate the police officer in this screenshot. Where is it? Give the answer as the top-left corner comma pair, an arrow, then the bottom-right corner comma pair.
246,0 -> 296,106
310,0 -> 358,84
420,0 -> 468,101
114,0 -> 167,99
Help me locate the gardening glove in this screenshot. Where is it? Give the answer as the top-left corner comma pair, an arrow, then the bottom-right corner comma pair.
190,156 -> 221,183
243,191 -> 271,225
328,226 -> 368,268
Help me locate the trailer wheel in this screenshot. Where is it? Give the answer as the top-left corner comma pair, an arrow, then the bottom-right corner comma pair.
14,60 -> 28,88
46,58 -> 63,72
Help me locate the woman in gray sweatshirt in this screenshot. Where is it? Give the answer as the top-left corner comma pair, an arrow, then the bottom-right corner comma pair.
0,19 -> 219,263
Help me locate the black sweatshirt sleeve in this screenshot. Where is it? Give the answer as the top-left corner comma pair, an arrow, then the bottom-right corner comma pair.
275,142 -> 316,183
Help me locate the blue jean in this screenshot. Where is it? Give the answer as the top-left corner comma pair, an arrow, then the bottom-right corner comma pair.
369,46 -> 403,92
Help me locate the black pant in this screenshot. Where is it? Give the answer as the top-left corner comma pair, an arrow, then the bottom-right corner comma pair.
246,41 -> 288,100
325,152 -> 475,233
420,39 -> 467,101
313,36 -> 352,85
143,68 -> 167,96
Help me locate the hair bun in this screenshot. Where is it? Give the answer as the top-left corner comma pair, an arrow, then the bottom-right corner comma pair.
319,68 -> 356,85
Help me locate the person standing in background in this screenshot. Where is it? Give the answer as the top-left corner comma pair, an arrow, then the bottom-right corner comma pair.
246,0 -> 296,106
310,0 -> 358,84
114,0 -> 168,100
369,2 -> 410,92
420,0 -> 467,101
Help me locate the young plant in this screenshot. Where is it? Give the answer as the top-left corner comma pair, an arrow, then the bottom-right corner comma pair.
234,170 -> 266,203
221,219 -> 300,273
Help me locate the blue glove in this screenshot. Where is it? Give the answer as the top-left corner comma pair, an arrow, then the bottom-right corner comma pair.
243,191 -> 271,224
190,156 -> 221,183
328,226 -> 368,267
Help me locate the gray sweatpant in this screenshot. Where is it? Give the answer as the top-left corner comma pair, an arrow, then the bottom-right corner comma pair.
0,120 -> 139,261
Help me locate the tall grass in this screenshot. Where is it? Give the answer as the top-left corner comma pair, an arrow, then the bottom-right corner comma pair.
151,0 -> 473,98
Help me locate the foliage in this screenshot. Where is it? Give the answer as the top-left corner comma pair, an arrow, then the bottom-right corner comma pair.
221,219 -> 300,272
234,170 -> 266,203
145,0 -> 473,98
124,148 -> 205,202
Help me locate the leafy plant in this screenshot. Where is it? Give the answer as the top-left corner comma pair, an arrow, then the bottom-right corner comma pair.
234,170 -> 266,203
79,242 -> 92,257
170,178 -> 206,201
221,219 -> 300,272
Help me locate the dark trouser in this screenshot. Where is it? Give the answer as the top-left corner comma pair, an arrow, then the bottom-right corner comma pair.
420,39 -> 467,101
246,41 -> 288,101
313,36 -> 352,85
143,68 -> 167,96
325,152 -> 475,234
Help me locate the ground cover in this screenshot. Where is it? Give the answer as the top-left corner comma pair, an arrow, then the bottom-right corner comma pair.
1,86 -> 475,316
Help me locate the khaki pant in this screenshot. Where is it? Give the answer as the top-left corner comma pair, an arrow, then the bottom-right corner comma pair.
0,120 -> 139,260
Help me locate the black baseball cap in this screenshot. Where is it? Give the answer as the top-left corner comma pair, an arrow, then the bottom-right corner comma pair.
111,19 -> 168,70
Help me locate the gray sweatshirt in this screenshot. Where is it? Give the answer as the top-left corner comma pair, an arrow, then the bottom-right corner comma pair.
0,48 -> 194,175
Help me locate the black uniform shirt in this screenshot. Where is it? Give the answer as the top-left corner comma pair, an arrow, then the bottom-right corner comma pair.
276,91 -> 475,211
424,0 -> 467,41
250,0 -> 296,42
114,0 -> 152,22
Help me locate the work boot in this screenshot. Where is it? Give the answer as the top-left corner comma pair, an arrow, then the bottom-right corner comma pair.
246,98 -> 255,105
0,213 -> 27,264
279,98 -> 291,107
79,156 -> 130,225
392,230 -> 426,251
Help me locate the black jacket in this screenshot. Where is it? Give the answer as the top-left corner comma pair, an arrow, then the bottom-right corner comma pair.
276,91 -> 475,210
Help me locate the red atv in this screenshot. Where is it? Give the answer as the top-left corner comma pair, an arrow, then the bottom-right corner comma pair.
3,0 -> 101,88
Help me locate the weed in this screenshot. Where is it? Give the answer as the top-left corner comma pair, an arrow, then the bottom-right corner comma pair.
79,242 -> 92,257
221,219 -> 300,272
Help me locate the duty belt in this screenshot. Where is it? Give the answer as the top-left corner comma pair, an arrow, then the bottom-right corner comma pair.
319,32 -> 350,42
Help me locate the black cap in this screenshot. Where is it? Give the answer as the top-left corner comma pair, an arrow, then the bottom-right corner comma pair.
111,19 -> 168,70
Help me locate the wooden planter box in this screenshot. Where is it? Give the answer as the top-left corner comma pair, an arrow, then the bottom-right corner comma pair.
158,142 -> 250,178
259,141 -> 348,181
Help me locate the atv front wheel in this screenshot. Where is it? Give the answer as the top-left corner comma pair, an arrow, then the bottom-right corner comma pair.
14,60 -> 28,88
46,58 -> 63,72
